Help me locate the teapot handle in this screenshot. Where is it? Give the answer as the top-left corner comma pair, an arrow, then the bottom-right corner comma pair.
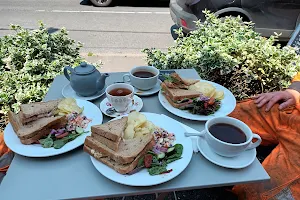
64,66 -> 73,81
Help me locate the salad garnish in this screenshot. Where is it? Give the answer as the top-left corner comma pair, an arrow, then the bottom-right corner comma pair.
182,95 -> 221,115
129,128 -> 183,176
38,112 -> 91,149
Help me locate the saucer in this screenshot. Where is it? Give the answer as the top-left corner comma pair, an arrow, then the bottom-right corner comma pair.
133,80 -> 162,96
197,137 -> 256,169
100,95 -> 143,118
62,83 -> 106,101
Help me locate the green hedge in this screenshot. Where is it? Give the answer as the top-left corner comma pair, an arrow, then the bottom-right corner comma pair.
0,22 -> 85,131
143,11 -> 300,100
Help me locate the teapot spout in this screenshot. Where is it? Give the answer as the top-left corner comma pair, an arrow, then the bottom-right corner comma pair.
97,73 -> 109,90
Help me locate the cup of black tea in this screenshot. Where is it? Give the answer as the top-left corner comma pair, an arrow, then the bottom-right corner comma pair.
105,83 -> 134,112
197,117 -> 262,157
122,66 -> 159,90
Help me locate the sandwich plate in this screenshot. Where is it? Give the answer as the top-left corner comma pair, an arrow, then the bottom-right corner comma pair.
158,80 -> 236,121
4,99 -> 103,157
90,112 -> 193,186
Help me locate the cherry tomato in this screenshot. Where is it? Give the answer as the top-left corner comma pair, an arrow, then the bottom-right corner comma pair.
144,154 -> 153,168
208,97 -> 215,105
204,102 -> 208,109
55,132 -> 69,139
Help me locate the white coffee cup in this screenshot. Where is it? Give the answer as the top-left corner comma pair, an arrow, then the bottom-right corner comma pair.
122,66 -> 159,91
105,83 -> 134,113
195,117 -> 262,157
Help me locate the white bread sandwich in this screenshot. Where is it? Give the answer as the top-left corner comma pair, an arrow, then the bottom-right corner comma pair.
163,73 -> 199,89
161,82 -> 201,109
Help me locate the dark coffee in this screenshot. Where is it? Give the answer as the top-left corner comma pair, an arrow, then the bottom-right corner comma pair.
209,123 -> 246,144
133,71 -> 155,78
109,88 -> 132,96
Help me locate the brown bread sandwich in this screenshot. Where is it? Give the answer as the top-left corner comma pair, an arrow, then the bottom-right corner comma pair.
84,117 -> 155,174
8,99 -> 67,144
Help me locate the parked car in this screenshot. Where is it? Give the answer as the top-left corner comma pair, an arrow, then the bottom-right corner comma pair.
90,0 -> 169,7
90,0 -> 113,7
170,0 -> 300,41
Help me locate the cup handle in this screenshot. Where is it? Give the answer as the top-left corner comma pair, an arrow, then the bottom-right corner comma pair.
246,133 -> 262,150
123,74 -> 131,83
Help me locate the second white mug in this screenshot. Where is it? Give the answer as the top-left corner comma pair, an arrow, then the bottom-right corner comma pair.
123,66 -> 159,91
195,117 -> 262,157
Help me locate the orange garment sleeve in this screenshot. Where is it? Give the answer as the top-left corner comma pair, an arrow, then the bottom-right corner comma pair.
292,72 -> 300,82
289,72 -> 300,92
0,133 -> 11,172
229,100 -> 300,200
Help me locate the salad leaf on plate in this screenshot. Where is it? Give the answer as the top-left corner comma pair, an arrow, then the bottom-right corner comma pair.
53,140 -> 66,149
130,144 -> 184,176
41,138 -> 54,148
148,166 -> 168,176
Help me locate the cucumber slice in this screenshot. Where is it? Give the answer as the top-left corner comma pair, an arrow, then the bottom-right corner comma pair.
167,147 -> 175,153
157,152 -> 165,159
75,126 -> 84,134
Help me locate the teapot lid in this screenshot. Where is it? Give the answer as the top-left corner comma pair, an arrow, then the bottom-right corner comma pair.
74,62 -> 96,75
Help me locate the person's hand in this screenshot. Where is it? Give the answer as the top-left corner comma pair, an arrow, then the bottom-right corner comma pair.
253,89 -> 300,111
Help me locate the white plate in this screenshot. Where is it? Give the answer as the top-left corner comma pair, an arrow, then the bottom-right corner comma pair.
197,137 -> 256,169
90,112 -> 193,186
100,95 -> 143,118
62,83 -> 106,101
4,99 -> 103,157
134,80 -> 162,96
158,80 -> 236,121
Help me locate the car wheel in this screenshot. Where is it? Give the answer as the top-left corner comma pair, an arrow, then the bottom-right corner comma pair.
90,0 -> 113,7
170,24 -> 188,40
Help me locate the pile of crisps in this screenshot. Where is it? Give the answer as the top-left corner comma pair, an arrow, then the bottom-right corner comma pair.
188,82 -> 224,100
57,98 -> 84,116
124,111 -> 156,139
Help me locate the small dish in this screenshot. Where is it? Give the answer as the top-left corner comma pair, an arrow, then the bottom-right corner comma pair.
62,83 -> 106,101
134,80 -> 162,96
197,137 -> 256,169
100,95 -> 143,118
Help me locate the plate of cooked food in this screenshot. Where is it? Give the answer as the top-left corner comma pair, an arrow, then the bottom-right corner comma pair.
4,98 -> 103,157
158,73 -> 236,121
83,111 -> 193,186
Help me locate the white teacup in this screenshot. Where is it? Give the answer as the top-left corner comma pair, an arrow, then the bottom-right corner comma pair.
193,117 -> 262,157
122,66 -> 159,91
105,83 -> 134,113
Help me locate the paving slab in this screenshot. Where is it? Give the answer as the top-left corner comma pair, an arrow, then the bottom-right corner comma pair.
82,53 -> 148,73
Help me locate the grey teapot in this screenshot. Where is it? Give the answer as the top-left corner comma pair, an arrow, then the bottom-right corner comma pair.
64,62 -> 109,97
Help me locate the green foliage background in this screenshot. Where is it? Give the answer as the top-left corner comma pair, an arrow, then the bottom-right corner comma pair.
0,22 -> 85,131
143,11 -> 300,100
